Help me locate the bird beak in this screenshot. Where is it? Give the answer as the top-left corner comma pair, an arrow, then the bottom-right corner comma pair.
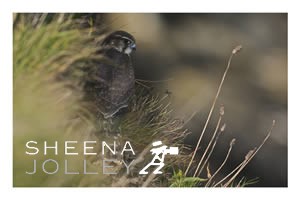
131,43 -> 136,51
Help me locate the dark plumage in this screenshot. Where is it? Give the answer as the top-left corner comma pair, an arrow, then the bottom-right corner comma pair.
84,30 -> 136,119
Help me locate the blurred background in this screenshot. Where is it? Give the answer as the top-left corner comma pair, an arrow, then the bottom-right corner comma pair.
98,13 -> 287,187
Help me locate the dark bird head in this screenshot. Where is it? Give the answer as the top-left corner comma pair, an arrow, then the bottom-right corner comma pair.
101,30 -> 136,55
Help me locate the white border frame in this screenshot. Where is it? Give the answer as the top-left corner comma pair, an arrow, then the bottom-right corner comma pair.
1,1 -> 296,204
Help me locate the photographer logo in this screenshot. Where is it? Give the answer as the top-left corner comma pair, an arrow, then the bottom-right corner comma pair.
139,141 -> 178,174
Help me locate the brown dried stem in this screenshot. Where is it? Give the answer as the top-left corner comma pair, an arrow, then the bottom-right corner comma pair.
185,45 -> 242,176
198,136 -> 218,176
193,109 -> 223,177
222,120 -> 275,187
205,138 -> 236,187
212,120 -> 275,187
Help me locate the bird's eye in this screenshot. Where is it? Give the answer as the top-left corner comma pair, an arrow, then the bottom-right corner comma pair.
127,40 -> 131,45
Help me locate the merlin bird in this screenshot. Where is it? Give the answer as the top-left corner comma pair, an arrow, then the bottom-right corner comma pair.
84,30 -> 137,119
